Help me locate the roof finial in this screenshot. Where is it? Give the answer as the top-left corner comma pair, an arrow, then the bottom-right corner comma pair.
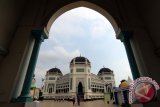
55,65 -> 57,68
80,53 -> 81,57
103,65 -> 105,68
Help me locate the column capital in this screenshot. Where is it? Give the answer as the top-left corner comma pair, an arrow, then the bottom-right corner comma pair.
117,31 -> 133,42
31,30 -> 48,42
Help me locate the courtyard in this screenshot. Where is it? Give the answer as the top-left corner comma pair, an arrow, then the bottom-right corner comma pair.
37,100 -> 143,107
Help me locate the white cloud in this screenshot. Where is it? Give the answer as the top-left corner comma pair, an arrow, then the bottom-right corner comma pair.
110,58 -> 133,86
90,21 -> 108,39
35,67 -> 46,88
69,7 -> 106,20
49,7 -> 113,40
49,8 -> 88,39
87,16 -> 114,39
39,46 -> 79,62
50,21 -> 86,38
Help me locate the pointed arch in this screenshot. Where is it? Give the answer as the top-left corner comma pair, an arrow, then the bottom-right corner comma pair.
45,1 -> 120,36
78,82 -> 83,94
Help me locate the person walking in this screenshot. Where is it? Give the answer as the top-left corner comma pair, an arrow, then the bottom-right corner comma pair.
72,96 -> 75,106
77,95 -> 80,106
110,92 -> 113,100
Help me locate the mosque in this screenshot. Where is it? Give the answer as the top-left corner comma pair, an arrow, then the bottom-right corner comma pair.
42,56 -> 115,100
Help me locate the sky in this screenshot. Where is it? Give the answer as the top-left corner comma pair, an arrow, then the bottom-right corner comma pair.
35,7 -> 133,88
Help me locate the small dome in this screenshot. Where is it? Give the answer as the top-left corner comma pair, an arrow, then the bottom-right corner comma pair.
98,67 -> 113,75
47,67 -> 62,75
70,56 -> 90,64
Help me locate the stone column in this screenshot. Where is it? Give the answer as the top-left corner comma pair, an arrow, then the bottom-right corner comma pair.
128,28 -> 160,107
118,31 -> 140,80
12,35 -> 35,100
16,30 -> 47,102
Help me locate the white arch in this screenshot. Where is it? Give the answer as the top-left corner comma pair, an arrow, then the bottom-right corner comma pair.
45,1 -> 120,37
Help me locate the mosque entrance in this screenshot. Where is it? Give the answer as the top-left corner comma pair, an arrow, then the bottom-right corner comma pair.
106,84 -> 112,93
77,82 -> 84,100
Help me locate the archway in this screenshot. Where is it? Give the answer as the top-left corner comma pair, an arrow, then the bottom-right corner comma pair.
34,0 -> 138,100
1,1 -> 160,107
45,1 -> 119,36
106,83 -> 112,93
77,82 -> 84,100
13,0 -> 139,103
38,2 -> 141,102
44,1 -> 140,80
78,82 -> 84,94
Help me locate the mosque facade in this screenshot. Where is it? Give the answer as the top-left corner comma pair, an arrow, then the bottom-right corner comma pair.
42,56 -> 115,100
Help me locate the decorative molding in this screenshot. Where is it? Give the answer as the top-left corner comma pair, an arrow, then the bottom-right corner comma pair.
31,30 -> 48,41
117,31 -> 133,42
44,27 -> 49,37
115,28 -> 121,39
76,78 -> 84,86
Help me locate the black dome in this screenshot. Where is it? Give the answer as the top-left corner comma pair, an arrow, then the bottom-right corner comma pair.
70,56 -> 90,64
98,67 -> 113,75
47,67 -> 62,74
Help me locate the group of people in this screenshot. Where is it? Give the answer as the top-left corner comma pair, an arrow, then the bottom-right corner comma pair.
73,95 -> 81,106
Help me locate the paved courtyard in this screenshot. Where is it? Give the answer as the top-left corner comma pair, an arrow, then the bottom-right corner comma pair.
38,100 -> 143,107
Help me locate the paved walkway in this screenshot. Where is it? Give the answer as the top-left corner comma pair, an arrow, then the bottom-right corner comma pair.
39,100 -> 143,107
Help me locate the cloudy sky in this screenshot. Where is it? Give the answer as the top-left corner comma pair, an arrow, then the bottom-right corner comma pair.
35,7 -> 133,88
